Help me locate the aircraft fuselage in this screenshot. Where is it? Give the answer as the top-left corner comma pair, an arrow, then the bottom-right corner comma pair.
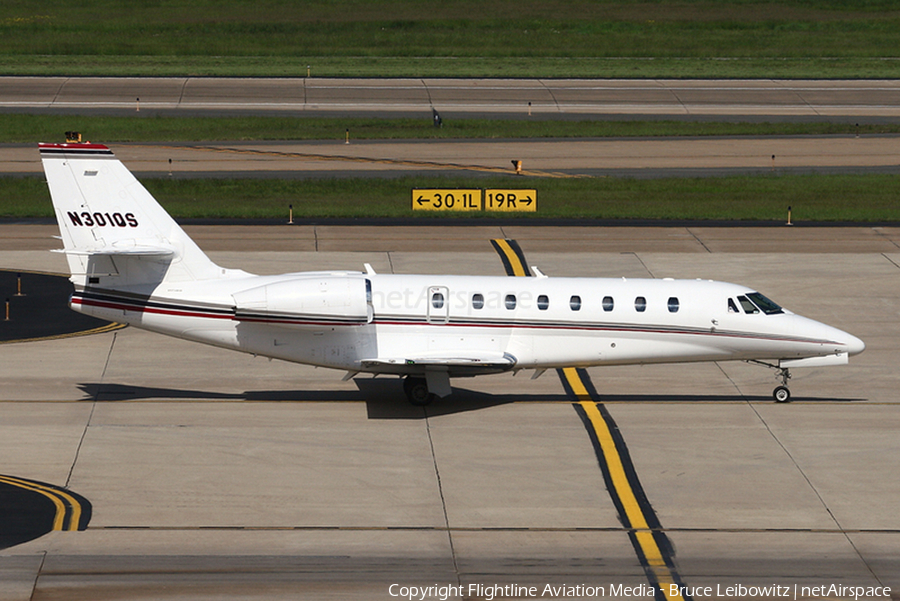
69,271 -> 864,376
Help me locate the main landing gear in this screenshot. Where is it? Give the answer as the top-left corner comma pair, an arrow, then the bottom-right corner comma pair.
403,376 -> 435,406
748,360 -> 792,402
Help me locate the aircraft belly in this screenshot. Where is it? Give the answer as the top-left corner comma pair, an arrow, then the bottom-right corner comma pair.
525,331 -> 732,368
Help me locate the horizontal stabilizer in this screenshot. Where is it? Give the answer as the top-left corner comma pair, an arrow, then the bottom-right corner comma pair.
57,246 -> 175,258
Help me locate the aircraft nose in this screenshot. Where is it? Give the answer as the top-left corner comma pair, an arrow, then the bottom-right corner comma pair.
843,332 -> 866,356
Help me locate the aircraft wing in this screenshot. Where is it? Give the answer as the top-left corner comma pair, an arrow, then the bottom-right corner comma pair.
361,352 -> 517,377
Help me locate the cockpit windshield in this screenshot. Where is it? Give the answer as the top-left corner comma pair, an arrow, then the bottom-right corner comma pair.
745,292 -> 784,315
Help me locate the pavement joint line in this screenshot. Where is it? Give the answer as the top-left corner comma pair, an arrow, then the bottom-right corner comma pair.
136,143 -> 585,179
745,398 -> 888,587
880,253 -> 900,270
89,525 -> 900,533
30,551 -> 47,601
684,227 -> 713,253
423,405 -> 462,586
713,361 -> 747,399
872,227 -> 900,250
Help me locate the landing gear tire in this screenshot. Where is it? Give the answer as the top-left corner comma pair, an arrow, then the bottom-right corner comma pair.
403,377 -> 434,406
773,386 -> 791,403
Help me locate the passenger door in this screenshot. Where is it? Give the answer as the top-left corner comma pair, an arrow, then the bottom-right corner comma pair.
427,286 -> 449,324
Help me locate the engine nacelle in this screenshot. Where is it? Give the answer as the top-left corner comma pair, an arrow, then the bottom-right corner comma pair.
232,275 -> 371,326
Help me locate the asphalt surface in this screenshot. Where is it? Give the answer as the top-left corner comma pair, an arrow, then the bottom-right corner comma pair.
0,270 -> 118,343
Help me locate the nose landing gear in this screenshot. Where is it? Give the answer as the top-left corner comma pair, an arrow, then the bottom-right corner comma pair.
772,366 -> 792,403
747,360 -> 793,403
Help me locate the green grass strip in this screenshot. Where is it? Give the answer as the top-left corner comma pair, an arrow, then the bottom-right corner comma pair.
4,1 -> 900,78
9,115 -> 900,144
6,56 -> 900,79
4,174 -> 899,222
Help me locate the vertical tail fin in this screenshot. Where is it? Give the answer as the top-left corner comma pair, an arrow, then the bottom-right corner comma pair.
40,143 -> 223,287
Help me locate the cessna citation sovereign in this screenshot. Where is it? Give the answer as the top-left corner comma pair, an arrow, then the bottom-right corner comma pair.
41,143 -> 865,405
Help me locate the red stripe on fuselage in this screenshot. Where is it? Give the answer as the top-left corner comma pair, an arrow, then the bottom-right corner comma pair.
71,296 -> 842,347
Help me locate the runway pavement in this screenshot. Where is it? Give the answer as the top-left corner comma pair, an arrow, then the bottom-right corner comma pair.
3,77 -> 900,119
1,225 -> 898,600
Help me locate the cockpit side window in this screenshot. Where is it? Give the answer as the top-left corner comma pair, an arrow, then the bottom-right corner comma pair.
746,292 -> 784,315
728,298 -> 739,313
737,295 -> 759,314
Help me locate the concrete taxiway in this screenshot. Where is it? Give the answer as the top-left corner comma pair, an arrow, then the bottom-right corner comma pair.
1,225 -> 898,600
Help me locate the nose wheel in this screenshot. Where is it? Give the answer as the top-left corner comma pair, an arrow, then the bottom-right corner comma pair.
772,366 -> 792,403
773,385 -> 791,403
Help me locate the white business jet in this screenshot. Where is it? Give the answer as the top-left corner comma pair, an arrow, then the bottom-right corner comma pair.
40,143 -> 864,405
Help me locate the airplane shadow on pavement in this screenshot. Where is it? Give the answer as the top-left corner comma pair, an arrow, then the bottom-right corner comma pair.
77,382 -> 860,420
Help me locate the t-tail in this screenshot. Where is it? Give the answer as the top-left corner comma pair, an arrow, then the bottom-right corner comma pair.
40,143 -> 232,291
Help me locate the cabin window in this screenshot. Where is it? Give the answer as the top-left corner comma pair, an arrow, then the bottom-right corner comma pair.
728,298 -> 739,313
472,293 -> 484,310
602,296 -> 614,312
505,294 -> 517,310
737,295 -> 759,314
431,292 -> 445,309
635,296 -> 647,312
569,295 -> 582,311
537,295 -> 549,310
667,297 -> 680,313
